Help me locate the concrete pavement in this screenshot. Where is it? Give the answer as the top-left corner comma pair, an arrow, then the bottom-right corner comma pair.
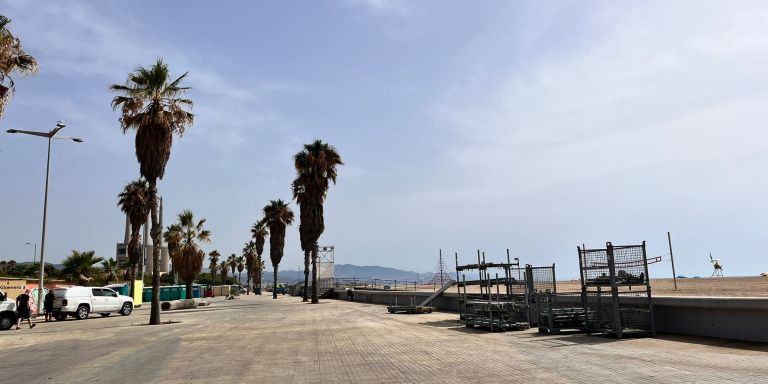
1,294 -> 766,383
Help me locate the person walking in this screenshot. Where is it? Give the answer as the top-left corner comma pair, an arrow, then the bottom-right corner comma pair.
44,289 -> 55,322
16,289 -> 36,330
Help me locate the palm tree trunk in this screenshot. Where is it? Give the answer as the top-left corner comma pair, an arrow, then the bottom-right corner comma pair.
256,257 -> 262,295
186,280 -> 193,300
148,181 -> 161,325
302,249 -> 310,302
246,273 -> 250,295
128,259 -> 136,300
311,243 -> 319,303
212,270 -> 216,286
127,230 -> 140,300
273,265 -> 278,299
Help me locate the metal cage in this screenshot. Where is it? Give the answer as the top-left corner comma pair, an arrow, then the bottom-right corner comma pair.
577,242 -> 655,338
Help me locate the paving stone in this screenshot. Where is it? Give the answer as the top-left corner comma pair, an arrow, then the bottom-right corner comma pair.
0,294 -> 766,383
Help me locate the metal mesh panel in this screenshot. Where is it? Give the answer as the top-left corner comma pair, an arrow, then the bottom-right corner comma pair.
508,267 -> 527,296
579,248 -> 611,286
612,245 -> 647,285
580,243 -> 647,287
584,291 -> 653,336
536,292 -> 585,333
526,265 -> 556,294
617,291 -> 654,333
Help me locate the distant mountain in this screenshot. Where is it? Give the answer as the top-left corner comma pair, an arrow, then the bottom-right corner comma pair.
258,264 -> 433,285
13,261 -> 64,270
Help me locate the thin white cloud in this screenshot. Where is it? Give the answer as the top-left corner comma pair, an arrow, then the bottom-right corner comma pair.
3,2 -> 302,158
343,0 -> 411,17
429,1 -> 768,194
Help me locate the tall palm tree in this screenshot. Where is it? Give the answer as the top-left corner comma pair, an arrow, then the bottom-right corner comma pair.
292,140 -> 342,303
164,223 -> 182,282
62,250 -> 105,285
117,178 -> 150,299
0,15 -> 38,120
236,255 -> 245,287
101,258 -> 120,285
220,260 -> 228,284
208,250 -> 220,285
227,254 -> 237,283
111,59 -> 194,325
165,210 -> 211,299
263,199 -> 294,299
251,221 -> 268,295
242,241 -> 255,294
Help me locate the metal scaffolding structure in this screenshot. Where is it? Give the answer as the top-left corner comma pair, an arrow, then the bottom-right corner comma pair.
455,250 -> 529,331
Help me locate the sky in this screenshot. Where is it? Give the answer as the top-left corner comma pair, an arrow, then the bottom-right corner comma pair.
1,0 -> 768,279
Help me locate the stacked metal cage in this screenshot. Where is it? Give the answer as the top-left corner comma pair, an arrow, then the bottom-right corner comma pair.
578,242 -> 655,338
454,251 -> 557,331
455,252 -> 528,331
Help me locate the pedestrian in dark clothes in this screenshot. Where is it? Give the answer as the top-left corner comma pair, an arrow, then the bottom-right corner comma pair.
16,289 -> 36,330
44,290 -> 55,322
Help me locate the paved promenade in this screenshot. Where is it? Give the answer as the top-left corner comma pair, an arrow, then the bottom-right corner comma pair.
1,294 -> 766,383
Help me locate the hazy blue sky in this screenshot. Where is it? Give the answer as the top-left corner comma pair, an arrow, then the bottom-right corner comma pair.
1,1 -> 767,279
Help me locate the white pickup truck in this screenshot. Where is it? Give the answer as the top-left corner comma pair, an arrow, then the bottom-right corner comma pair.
52,286 -> 133,320
0,293 -> 18,330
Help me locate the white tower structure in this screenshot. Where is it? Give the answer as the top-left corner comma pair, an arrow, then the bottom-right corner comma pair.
143,195 -> 170,275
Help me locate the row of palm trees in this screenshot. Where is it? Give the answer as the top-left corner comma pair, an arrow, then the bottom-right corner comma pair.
235,140 -> 343,302
5,13 -> 343,320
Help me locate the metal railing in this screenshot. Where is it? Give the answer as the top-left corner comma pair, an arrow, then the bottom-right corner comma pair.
331,277 -> 423,291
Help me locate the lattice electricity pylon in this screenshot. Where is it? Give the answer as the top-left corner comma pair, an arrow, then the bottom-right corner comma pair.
430,249 -> 453,285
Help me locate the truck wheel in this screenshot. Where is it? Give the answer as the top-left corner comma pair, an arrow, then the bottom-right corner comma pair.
0,314 -> 15,330
54,312 -> 67,321
76,305 -> 90,320
120,302 -> 133,316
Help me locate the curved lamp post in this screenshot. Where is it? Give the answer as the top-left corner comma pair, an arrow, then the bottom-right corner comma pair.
7,121 -> 83,307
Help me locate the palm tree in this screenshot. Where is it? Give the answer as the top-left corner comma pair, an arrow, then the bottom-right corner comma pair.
227,254 -> 237,283
292,140 -> 342,303
208,250 -> 220,285
0,15 -> 38,120
101,258 -> 120,285
165,210 -> 210,299
242,241 -> 255,294
117,178 -> 150,299
164,223 -> 182,282
62,250 -> 105,285
251,221 -> 268,295
220,260 -> 228,284
263,199 -> 294,299
236,255 -> 245,287
253,257 -> 265,295
111,59 -> 194,324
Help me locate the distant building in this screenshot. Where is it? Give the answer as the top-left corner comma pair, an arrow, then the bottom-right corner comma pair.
117,199 -> 169,274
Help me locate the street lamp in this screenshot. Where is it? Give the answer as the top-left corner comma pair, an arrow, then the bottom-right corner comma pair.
25,242 -> 37,265
7,121 -> 83,307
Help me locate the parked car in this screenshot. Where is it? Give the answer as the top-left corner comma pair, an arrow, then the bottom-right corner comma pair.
0,292 -> 17,330
52,286 -> 134,321
0,289 -> 44,330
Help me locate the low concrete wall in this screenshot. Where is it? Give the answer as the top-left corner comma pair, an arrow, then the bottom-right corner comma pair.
344,290 -> 768,342
653,296 -> 768,342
